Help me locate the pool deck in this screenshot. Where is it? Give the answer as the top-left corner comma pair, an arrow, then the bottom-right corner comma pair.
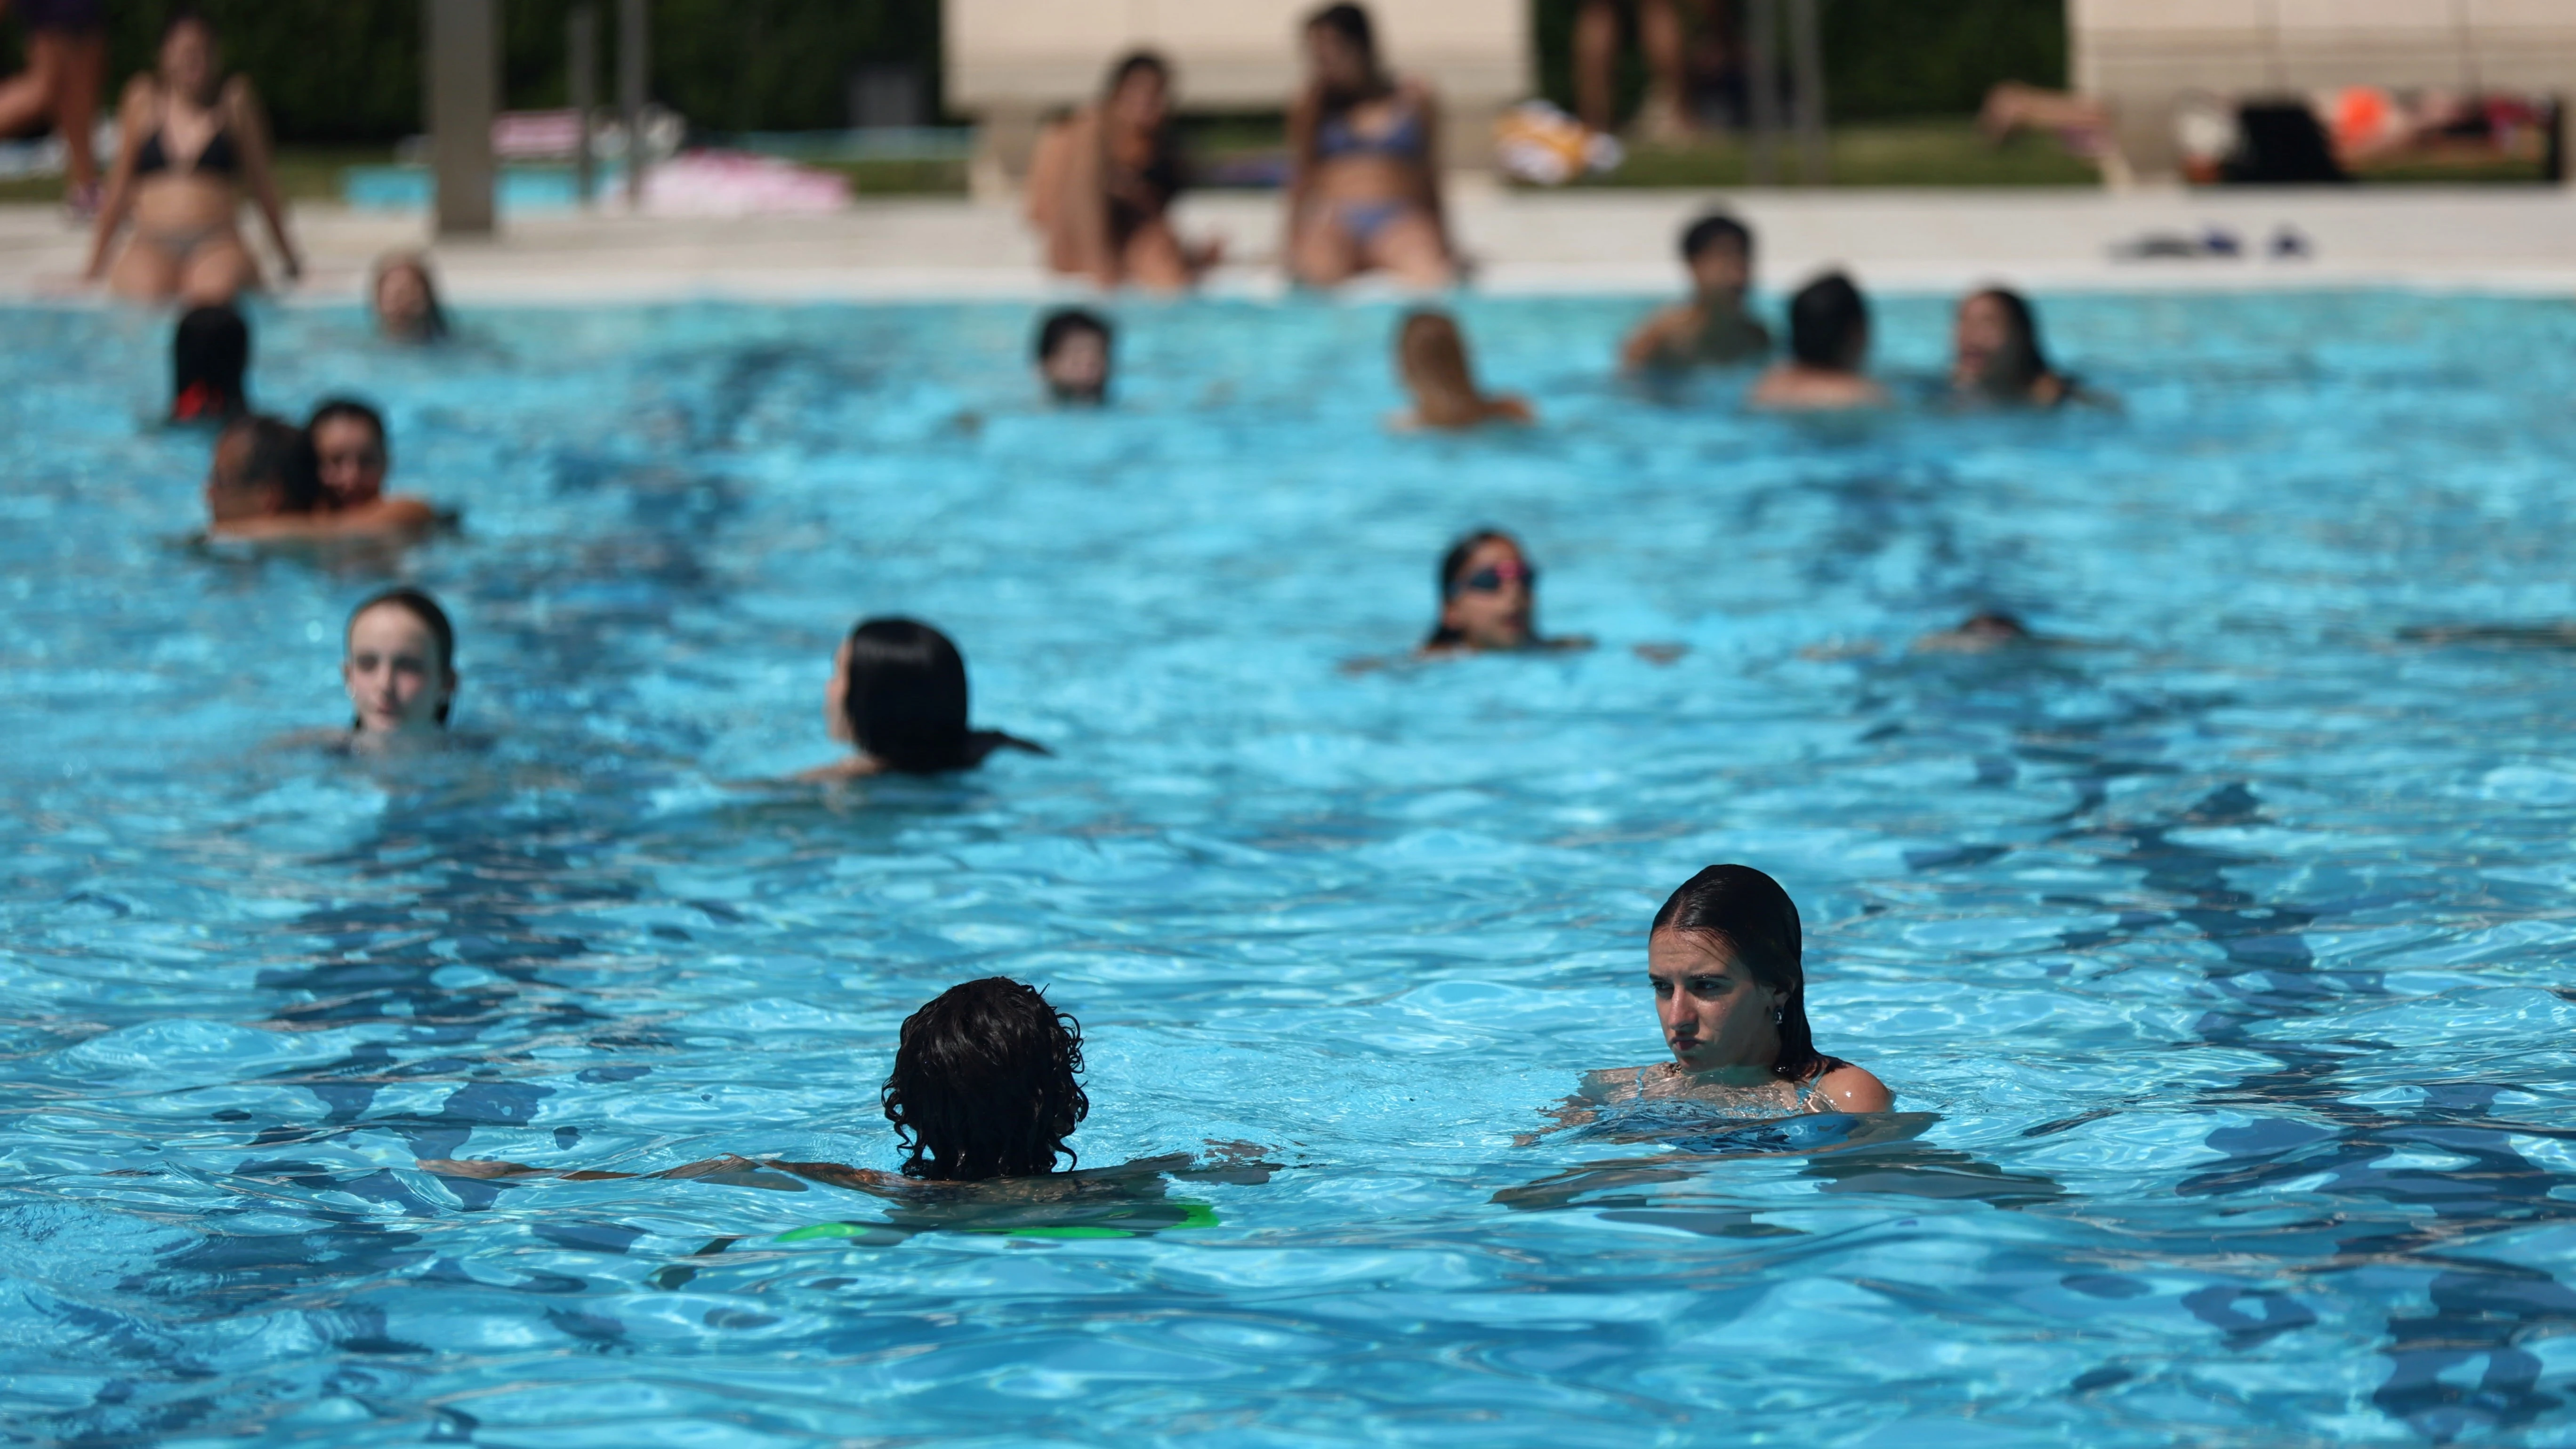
3,184 -> 2574,303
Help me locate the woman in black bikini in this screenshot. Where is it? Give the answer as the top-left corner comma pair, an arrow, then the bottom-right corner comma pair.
85,10 -> 300,305
1024,51 -> 1219,291
1285,2 -> 1455,288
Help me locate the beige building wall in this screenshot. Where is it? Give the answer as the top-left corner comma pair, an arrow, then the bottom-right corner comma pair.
948,0 -> 1529,186
2071,0 -> 2576,180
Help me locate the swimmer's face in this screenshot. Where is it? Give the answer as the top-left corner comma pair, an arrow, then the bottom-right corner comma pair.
343,604 -> 453,735
375,266 -> 431,337
1438,537 -> 1534,650
312,416 -> 387,507
1688,238 -> 1750,298
160,20 -> 216,100
823,635 -> 856,744
1648,928 -> 1787,1074
1305,24 -> 1370,92
1953,293 -> 2015,388
203,429 -> 275,522
1042,329 -> 1110,404
1108,67 -> 1170,133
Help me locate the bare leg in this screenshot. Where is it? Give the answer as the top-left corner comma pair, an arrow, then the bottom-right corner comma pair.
1573,0 -> 1619,134
1363,211 -> 1454,289
108,236 -> 183,301
1290,207 -> 1361,287
55,32 -> 105,192
0,39 -> 63,137
1635,0 -> 1695,138
177,234 -> 259,306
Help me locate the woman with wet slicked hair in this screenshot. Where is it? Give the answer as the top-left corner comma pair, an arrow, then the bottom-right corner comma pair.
370,250 -> 450,343
1585,864 -> 1891,1115
1392,310 -> 1530,430
801,618 -> 1048,780
1951,287 -> 2077,408
341,587 -> 458,740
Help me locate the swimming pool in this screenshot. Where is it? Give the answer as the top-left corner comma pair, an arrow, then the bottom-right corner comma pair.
5,289 -> 2576,1446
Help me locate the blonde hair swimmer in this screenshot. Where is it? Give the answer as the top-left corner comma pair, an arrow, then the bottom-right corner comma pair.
1392,311 -> 1530,430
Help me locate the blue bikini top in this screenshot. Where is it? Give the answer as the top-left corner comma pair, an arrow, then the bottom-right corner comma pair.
1318,99 -> 1425,161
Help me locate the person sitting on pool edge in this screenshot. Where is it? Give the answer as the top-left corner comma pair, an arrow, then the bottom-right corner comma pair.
1578,863 -> 1890,1119
800,617 -> 1049,781
1749,271 -> 1890,412
169,301 -> 248,424
1393,310 -> 1530,430
1620,211 -> 1772,372
1024,51 -> 1221,292
370,250 -> 449,343
1036,307 -> 1113,405
1951,287 -> 2078,409
1419,529 -> 1589,658
202,414 -> 438,541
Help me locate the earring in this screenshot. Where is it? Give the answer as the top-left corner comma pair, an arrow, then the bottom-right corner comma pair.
1772,1006 -> 1785,1026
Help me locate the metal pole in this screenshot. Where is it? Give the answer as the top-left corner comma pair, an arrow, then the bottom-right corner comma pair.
425,0 -> 498,235
569,4 -> 597,207
1745,0 -> 1779,185
1787,0 -> 1827,184
620,0 -> 648,209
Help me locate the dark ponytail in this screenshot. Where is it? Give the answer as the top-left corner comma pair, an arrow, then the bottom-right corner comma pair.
1650,864 -> 1821,1081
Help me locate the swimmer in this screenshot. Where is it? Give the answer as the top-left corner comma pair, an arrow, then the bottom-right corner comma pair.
1951,288 -> 2077,408
1392,310 -> 1531,430
422,977 -> 1273,1197
1620,211 -> 1772,372
1024,52 -> 1221,291
1912,610 -> 2038,654
339,588 -> 459,742
370,250 -> 450,343
201,412 -> 437,541
1548,864 -> 1891,1130
1749,271 -> 1890,412
169,301 -> 248,423
1418,530 -> 1590,657
799,618 -> 1049,781
1285,2 -> 1455,289
1036,307 -> 1113,405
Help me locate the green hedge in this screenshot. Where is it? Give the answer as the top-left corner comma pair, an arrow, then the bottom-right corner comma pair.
1,0 -> 2051,143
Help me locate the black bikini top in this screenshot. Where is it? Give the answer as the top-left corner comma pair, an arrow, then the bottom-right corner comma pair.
136,107 -> 241,178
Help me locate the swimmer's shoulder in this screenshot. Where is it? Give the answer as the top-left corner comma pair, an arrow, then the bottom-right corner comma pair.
1810,1061 -> 1892,1113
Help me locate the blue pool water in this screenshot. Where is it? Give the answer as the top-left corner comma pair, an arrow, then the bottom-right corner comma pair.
7,290 -> 2576,1446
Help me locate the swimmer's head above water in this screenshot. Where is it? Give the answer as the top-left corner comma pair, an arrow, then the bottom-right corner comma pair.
1395,310 -> 1530,430
1787,271 -> 1869,374
821,617 -> 1047,776
343,587 -> 457,735
882,977 -> 1089,1180
1425,528 -> 1539,651
1649,864 -> 1817,1081
371,251 -> 449,344
1952,288 -> 2058,403
1036,307 -> 1113,404
1680,212 -> 1754,300
307,398 -> 388,509
171,304 -> 250,424
203,415 -> 315,524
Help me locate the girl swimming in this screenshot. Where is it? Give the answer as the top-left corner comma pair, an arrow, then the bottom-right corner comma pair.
1950,287 -> 2076,408
370,250 -> 450,343
341,588 -> 458,742
800,618 -> 1049,781
1580,864 -> 1891,1118
1418,530 -> 1589,657
1392,311 -> 1532,430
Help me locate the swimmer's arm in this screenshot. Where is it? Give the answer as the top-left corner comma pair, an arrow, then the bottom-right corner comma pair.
1512,1094 -> 1601,1147
794,754 -> 886,782
419,1154 -> 813,1190
1489,395 -> 1536,424
759,1159 -> 908,1196
210,499 -> 439,541
1811,1064 -> 1893,1113
1619,303 -> 1696,371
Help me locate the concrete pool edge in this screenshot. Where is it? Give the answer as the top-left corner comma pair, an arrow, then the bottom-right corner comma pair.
3,186 -> 2572,305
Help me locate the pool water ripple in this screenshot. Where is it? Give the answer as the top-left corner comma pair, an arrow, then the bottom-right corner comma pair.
4,292 -> 2576,1444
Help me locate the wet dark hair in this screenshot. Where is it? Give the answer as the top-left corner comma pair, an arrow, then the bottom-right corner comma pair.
215,414 -> 319,513
1958,610 -> 2029,639
1650,864 -> 1824,1082
307,397 -> 388,453
1787,272 -> 1868,371
171,304 -> 249,422
881,977 -> 1088,1180
1680,212 -> 1752,263
371,252 -> 451,342
1963,287 -> 2053,395
839,618 -> 982,773
1424,527 -> 1522,648
346,587 -> 458,725
1035,306 -> 1111,364
1105,49 -> 1171,97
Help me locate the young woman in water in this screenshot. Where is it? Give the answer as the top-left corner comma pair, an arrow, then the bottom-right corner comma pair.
1392,311 -> 1531,430
1024,52 -> 1219,292
1034,307 -> 1113,405
1418,530 -> 1590,657
1284,2 -> 1455,288
168,302 -> 248,424
1950,287 -> 2077,408
202,411 -> 438,542
799,618 -> 1049,781
370,251 -> 450,344
1749,271 -> 1890,412
1620,211 -> 1772,373
1581,864 -> 1890,1117
84,10 -> 300,304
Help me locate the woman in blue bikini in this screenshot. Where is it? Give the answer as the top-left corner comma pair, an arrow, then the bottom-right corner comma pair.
1284,3 -> 1456,288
